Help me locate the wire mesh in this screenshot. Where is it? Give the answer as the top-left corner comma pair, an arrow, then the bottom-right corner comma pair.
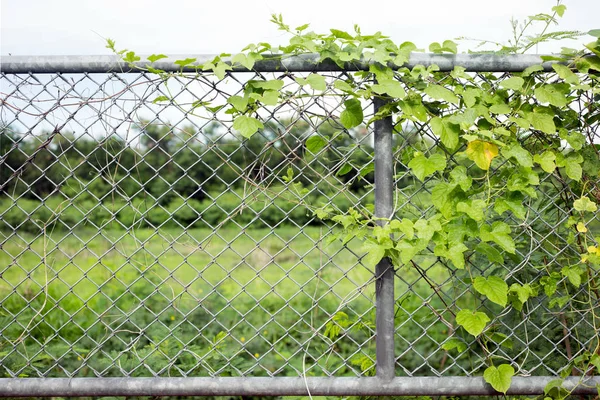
0,59 -> 599,394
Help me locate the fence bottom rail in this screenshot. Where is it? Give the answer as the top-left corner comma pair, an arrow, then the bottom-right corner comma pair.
0,376 -> 598,397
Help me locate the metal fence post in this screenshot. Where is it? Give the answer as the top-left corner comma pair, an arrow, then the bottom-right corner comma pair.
373,97 -> 395,380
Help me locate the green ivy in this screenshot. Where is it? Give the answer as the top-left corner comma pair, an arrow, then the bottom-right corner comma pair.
107,1 -> 600,395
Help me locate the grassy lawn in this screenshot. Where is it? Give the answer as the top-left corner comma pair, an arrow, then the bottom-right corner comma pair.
0,226 -> 454,378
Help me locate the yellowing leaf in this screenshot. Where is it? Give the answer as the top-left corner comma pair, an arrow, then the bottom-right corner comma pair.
574,196 -> 598,212
466,140 -> 499,170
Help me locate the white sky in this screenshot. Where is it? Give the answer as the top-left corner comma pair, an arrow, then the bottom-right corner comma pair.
1,0 -> 599,56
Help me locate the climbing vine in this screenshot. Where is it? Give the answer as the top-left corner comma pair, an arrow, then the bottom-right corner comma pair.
109,2 -> 600,396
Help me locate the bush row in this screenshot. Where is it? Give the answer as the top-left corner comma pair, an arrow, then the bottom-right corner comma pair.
0,188 -> 372,233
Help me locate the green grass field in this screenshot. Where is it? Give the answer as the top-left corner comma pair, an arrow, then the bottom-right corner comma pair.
0,226 -> 455,379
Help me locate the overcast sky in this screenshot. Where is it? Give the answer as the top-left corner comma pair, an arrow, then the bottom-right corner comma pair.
1,0 -> 599,57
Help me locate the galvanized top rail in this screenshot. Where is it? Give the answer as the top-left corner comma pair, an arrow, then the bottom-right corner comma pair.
0,53 -> 558,74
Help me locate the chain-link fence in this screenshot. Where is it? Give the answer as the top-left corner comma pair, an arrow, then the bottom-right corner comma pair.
0,54 -> 599,397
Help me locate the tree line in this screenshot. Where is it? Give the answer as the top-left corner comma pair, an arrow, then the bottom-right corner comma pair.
1,119 -> 409,231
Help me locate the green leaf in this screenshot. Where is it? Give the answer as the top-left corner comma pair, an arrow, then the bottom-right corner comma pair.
390,219 -> 414,240
436,243 -> 468,269
431,182 -> 457,217
337,163 -> 353,176
523,64 -> 544,76
330,29 -> 354,40
305,136 -> 327,154
589,29 -> 600,38
340,99 -> 364,129
260,90 -> 279,106
334,80 -> 354,92
147,54 -> 168,63
561,265 -> 583,287
232,53 -> 255,70
227,95 -> 248,111
372,80 -> 406,99
152,96 -> 170,104
476,243 -> 504,264
442,338 -> 467,353
534,85 -> 568,107
562,131 -> 585,150
528,111 -> 556,134
457,199 -> 487,222
574,196 -> 598,212
494,195 -> 526,220
250,79 -> 284,91
533,151 -> 556,173
233,115 -> 263,138
396,240 -> 425,265
473,276 -> 508,307
123,51 -> 141,64
408,153 -> 447,181
510,283 -> 535,304
541,274 -> 559,296
489,332 -> 513,349
462,87 -> 481,108
544,379 -> 566,396
431,117 -> 460,149
362,242 -> 386,268
489,103 -> 511,115
500,77 -> 524,91
507,167 -> 539,197
502,143 -> 533,168
191,100 -> 210,109
456,309 -> 490,336
466,140 -> 499,170
442,40 -> 458,54
105,38 -> 116,51
484,364 -> 514,394
357,163 -> 373,178
414,218 -> 442,241
450,166 -> 472,191
549,295 -> 570,308
552,4 -> 566,17
552,64 -> 579,84
297,74 -> 326,91
480,222 -> 515,254
399,94 -> 428,122
429,42 -> 442,53
565,157 -> 583,181
174,57 -> 197,68
424,85 -> 459,104
448,109 -> 478,128
590,354 -> 600,372
212,61 -> 232,80
583,146 -> 600,176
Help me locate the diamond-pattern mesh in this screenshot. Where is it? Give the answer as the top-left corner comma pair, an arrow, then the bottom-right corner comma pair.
0,66 -> 598,381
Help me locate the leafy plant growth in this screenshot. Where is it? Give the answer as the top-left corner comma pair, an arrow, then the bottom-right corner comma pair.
1,1 -> 599,397
107,2 -> 600,395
